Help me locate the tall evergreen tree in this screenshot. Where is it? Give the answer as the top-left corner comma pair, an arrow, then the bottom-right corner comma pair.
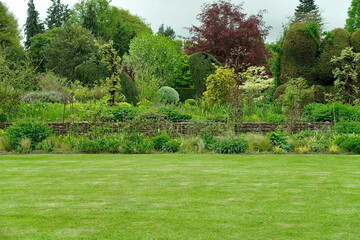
25,0 -> 44,49
346,0 -> 360,34
45,0 -> 70,30
292,0 -> 323,30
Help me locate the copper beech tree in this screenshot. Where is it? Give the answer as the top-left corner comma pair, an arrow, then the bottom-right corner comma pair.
186,0 -> 271,71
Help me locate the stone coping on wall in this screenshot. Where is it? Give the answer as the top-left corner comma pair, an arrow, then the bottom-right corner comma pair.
0,121 -> 334,135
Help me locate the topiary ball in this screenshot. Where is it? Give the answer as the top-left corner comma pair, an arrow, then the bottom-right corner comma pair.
158,86 -> 180,104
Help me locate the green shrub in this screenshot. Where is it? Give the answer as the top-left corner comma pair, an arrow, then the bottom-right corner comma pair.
37,136 -> 67,152
158,86 -> 180,104
266,114 -> 287,123
122,134 -> 152,154
202,132 -> 216,151
163,139 -> 181,152
78,136 -> 120,153
180,137 -> 205,153
110,106 -> 139,122
159,107 -> 192,122
351,28 -> 360,52
120,71 -> 139,106
317,28 -> 350,85
268,129 -> 290,150
310,85 -> 326,103
335,135 -> 360,154
280,22 -> 319,85
188,52 -> 221,98
184,98 -> 196,106
6,121 -> 52,149
214,137 -> 248,154
332,121 -> 360,134
151,134 -> 171,151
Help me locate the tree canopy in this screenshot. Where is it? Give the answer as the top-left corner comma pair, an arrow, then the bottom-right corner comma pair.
292,0 -> 323,30
45,0 -> 70,30
0,2 -> 21,47
185,0 -> 270,68
346,0 -> 360,34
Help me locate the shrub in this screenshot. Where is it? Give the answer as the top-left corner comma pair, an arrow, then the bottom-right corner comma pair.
151,134 -> 171,151
163,139 -> 181,152
159,107 -> 192,122
122,133 -> 152,154
214,137 -> 248,154
268,129 -> 290,150
188,52 -> 221,97
120,71 -> 139,106
203,66 -> 237,105
6,121 -> 52,149
202,132 -> 216,151
317,28 -> 350,86
158,86 -> 180,104
37,136 -> 67,152
266,114 -> 287,123
184,99 -> 196,106
273,84 -> 287,101
351,28 -> 360,52
280,22 -> 319,85
78,136 -> 120,153
310,85 -> 326,103
332,121 -> 360,134
335,134 -> 360,154
110,106 -> 139,122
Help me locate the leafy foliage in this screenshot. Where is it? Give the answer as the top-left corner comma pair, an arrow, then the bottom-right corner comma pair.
119,71 -> 139,106
317,28 -> 351,86
44,24 -> 97,80
186,0 -> 270,66
203,66 -> 237,105
351,28 -> 360,52
345,0 -> 360,34
330,47 -> 360,104
6,121 -> 52,149
188,52 -> 220,97
125,34 -> 182,89
45,0 -> 70,30
214,137 -> 248,154
0,2 -> 21,47
335,134 -> 360,153
157,24 -> 176,40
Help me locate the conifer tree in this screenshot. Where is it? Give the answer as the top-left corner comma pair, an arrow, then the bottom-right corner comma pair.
346,0 -> 360,34
292,0 -> 323,30
24,0 -> 44,48
157,24 -> 176,40
45,0 -> 70,30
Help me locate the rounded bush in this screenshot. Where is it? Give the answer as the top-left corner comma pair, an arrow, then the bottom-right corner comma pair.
163,139 -> 181,152
188,52 -> 221,97
6,121 -> 52,149
151,134 -> 171,151
351,28 -> 360,52
280,22 -> 319,85
317,28 -> 350,85
158,86 -> 180,104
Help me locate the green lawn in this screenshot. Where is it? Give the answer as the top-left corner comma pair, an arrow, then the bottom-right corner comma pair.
1,154 -> 360,240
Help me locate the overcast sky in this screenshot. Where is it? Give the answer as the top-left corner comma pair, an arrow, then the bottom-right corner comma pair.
2,0 -> 353,42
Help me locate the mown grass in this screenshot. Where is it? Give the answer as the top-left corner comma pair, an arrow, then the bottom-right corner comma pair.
0,154 -> 360,239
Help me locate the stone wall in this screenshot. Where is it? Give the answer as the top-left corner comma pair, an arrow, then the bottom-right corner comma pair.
0,121 -> 334,135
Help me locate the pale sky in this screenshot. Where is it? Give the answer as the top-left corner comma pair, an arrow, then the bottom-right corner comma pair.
1,0 -> 353,42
